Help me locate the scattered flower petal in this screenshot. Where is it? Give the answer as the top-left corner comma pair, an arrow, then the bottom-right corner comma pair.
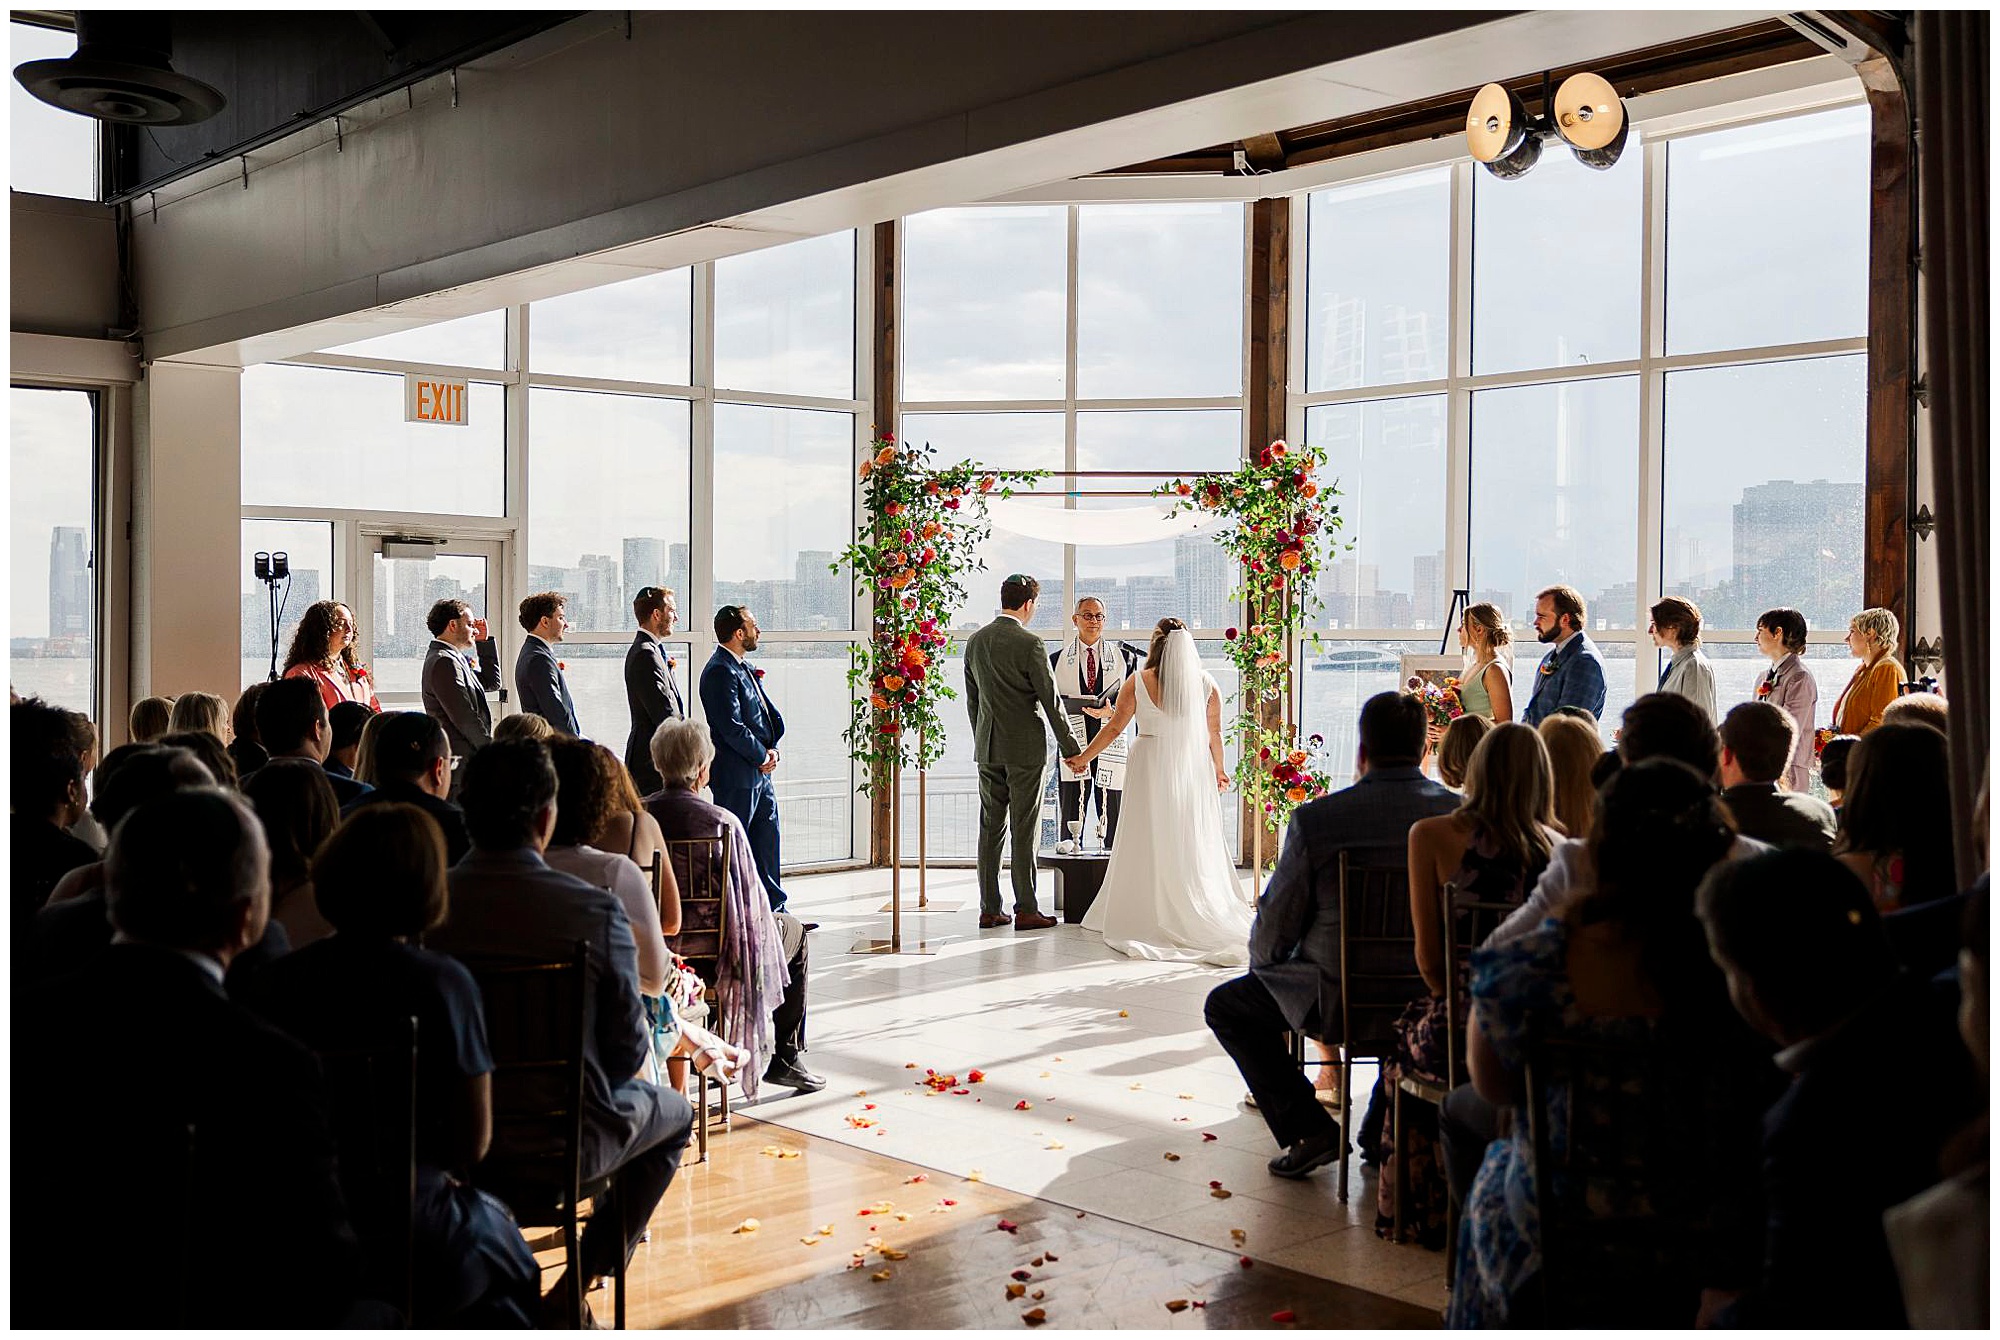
1129,1082 -> 1144,1091
939,1198 -> 958,1207
856,1090 -> 868,1096
1177,1093 -> 1195,1100
1166,1300 -> 1191,1313
1163,1152 -> 1181,1162
1032,1289 -> 1045,1301
1117,1010 -> 1129,1018
818,1224 -> 834,1235
952,1088 -> 971,1095
800,1236 -> 820,1246
967,1069 -> 986,1083
894,1212 -> 912,1222
1272,1309 -> 1296,1324
996,1219 -> 1020,1235
1031,1255 -> 1045,1267
1045,1141 -> 1065,1150
732,1218 -> 760,1234
1202,1133 -> 1219,1143
1006,1283 -> 1026,1300
881,1247 -> 909,1261
1240,1255 -> 1254,1268
1022,1307 -> 1047,1326
1230,1229 -> 1247,1244
1174,1116 -> 1191,1123
905,1062 -> 917,1068
905,1174 -> 928,1184
858,1201 -> 895,1216
1038,1071 -> 1052,1079
967,1170 -> 984,1182
1065,1116 -> 1075,1122
1044,1252 -> 1060,1262
1015,1100 -> 1033,1111
1209,1180 -> 1223,1188
1011,1269 -> 1033,1282
871,1269 -> 893,1282
1211,1188 -> 1233,1199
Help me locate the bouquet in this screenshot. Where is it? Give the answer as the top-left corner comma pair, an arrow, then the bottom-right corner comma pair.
1406,675 -> 1464,731
1812,727 -> 1838,760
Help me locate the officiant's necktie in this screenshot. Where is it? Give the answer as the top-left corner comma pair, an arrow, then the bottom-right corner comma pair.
1086,646 -> 1097,692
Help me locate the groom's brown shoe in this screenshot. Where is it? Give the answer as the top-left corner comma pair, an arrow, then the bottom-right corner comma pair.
1014,912 -> 1058,931
978,912 -> 1011,929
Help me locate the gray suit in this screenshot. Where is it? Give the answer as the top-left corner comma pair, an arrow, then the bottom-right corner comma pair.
429,846 -> 691,1279
421,637 -> 501,756
1206,766 -> 1458,1149
962,614 -> 1081,918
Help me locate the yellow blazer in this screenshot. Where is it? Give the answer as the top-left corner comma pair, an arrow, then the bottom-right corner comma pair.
1833,657 -> 1905,735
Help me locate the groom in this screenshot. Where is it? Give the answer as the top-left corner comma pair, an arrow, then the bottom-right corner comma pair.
963,574 -> 1084,931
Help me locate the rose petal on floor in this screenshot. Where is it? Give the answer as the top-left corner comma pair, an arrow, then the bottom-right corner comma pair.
1022,1307 -> 1047,1326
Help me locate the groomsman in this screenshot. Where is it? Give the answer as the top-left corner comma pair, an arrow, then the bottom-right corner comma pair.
1051,597 -> 1140,850
514,592 -> 582,736
624,586 -> 684,796
421,599 -> 501,761
700,605 -> 788,911
1522,584 -> 1608,726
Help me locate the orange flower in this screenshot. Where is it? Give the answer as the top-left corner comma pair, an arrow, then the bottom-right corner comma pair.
1301,481 -> 1318,499
858,460 -> 874,480
885,502 -> 904,517
1278,550 -> 1301,570
875,445 -> 898,466
883,675 -> 906,692
870,693 -> 890,710
904,646 -> 929,668
1286,786 -> 1307,803
920,521 -> 940,539
1288,750 -> 1307,767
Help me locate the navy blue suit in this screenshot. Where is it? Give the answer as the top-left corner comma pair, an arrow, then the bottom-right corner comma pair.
1522,631 -> 1608,726
699,646 -> 787,910
513,634 -> 580,736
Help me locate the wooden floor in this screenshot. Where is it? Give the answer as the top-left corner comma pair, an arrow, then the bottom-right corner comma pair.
565,1114 -> 1440,1330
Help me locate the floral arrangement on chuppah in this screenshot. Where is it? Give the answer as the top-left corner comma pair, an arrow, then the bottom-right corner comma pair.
834,431 -> 1044,785
1155,439 -> 1344,836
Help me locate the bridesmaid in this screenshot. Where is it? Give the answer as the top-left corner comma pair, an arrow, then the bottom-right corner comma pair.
1455,602 -> 1515,723
1753,608 -> 1817,792
1831,607 -> 1905,736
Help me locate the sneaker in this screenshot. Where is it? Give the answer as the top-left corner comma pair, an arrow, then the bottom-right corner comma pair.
1267,1129 -> 1346,1180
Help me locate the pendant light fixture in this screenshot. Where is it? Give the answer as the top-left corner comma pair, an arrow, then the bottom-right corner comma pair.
1552,72 -> 1629,169
1466,70 -> 1631,179
1466,82 -> 1542,179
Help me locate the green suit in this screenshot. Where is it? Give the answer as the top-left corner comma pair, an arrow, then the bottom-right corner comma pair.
963,613 -> 1082,918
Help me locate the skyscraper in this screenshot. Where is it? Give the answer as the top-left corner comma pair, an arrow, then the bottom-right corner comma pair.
47,526 -> 89,638
1175,533 -> 1233,628
623,537 -> 666,603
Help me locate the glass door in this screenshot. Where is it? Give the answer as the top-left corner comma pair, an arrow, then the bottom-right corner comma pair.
360,537 -> 505,709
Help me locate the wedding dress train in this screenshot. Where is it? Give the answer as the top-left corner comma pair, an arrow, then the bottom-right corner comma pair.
1081,629 -> 1253,966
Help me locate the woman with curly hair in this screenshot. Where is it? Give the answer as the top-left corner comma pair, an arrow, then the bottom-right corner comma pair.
282,600 -> 380,712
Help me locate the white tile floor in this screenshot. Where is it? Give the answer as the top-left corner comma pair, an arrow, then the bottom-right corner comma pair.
744,866 -> 1451,1313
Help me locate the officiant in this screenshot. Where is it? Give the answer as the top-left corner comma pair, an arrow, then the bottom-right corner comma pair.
1051,596 -> 1142,851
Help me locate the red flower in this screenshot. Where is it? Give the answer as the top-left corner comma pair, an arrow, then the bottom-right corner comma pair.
754,667 -> 766,680
1224,627 -> 1238,640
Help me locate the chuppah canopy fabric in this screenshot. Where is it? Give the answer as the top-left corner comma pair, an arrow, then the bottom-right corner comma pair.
984,496 -> 1228,546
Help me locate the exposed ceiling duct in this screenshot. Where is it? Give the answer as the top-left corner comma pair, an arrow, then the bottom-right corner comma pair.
13,13 -> 226,125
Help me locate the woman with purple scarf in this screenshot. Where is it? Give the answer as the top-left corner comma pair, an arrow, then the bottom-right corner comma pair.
644,718 -> 824,1097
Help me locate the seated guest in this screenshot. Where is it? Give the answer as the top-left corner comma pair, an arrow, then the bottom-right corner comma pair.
167,690 -> 232,741
1753,607 -> 1818,792
60,707 -> 108,849
255,675 -> 374,806
1835,721 -> 1956,909
1650,596 -> 1718,723
1883,784 -> 1987,978
1205,692 -> 1458,1179
1450,761 -> 1779,1328
646,719 -> 821,1096
283,599 -> 381,711
1488,692 -> 1756,947
1537,712 -> 1601,838
342,712 -> 472,864
1819,733 -> 1859,808
243,804 -> 540,1327
352,706 -> 392,787
1832,606 -> 1906,735
15,789 -> 365,1328
160,728 -> 238,789
243,758 -> 340,948
38,744 -> 214,910
13,697 -> 98,937
427,740 -> 693,1317
1382,723 -> 1561,1244
1885,884 -> 1989,1329
544,736 -> 674,998
493,711 -> 557,744
1880,690 -> 1948,736
229,683 -> 270,777
1697,850 -> 1981,1328
1434,713 -> 1490,792
325,700 -> 376,778
128,693 -> 174,743
592,742 -> 671,876
1718,701 -> 1838,852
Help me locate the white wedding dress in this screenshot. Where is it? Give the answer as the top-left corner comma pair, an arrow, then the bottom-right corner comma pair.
1081,629 -> 1253,966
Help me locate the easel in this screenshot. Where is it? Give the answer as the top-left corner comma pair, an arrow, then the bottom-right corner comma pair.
1438,588 -> 1471,656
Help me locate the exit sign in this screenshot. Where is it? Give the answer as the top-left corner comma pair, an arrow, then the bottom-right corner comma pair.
404,374 -> 469,425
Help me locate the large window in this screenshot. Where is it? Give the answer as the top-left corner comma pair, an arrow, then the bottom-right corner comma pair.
10,21 -> 96,199
12,388 -> 96,711
1298,102 -> 1869,744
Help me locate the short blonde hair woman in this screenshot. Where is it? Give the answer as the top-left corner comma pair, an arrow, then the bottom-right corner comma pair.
1833,607 -> 1906,735
1538,712 -> 1604,840
166,691 -> 231,742
128,695 -> 174,744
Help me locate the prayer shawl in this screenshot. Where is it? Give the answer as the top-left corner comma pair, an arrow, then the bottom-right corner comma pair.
1054,636 -> 1139,791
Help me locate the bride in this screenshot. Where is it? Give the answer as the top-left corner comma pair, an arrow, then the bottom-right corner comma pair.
1069,619 -> 1252,966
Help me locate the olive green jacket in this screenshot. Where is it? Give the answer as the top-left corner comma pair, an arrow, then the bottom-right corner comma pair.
962,615 -> 1081,767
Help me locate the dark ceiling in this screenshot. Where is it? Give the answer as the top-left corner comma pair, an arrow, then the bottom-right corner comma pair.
42,10 -> 579,198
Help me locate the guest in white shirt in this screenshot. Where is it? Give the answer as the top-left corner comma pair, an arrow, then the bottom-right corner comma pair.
1651,596 -> 1718,724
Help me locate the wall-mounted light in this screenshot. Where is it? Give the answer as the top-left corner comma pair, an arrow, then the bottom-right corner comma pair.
1466,72 -> 1630,179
